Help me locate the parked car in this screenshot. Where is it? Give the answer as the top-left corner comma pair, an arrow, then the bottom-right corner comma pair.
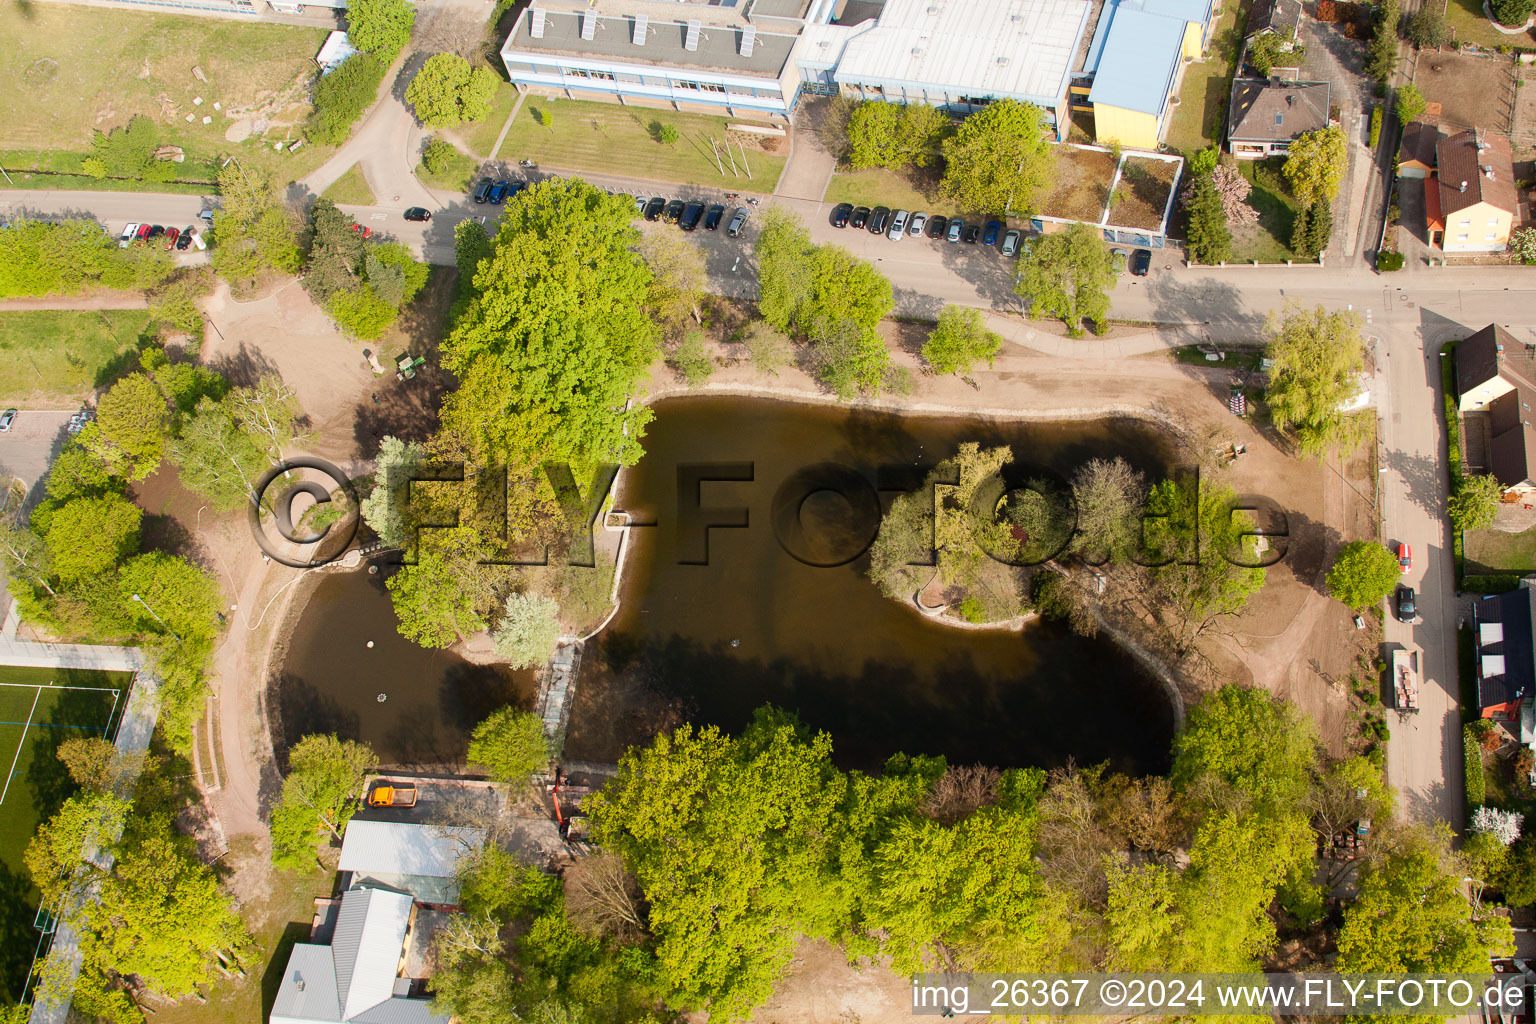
946,219 -> 964,243
634,195 -> 647,216
191,231 -> 207,251
352,223 -> 373,239
1398,542 -> 1412,574
489,180 -> 510,204
681,201 -> 705,231
705,204 -> 725,230
199,209 -> 215,225
507,181 -> 525,199
146,225 -> 165,242
831,203 -> 853,228
1131,248 -> 1151,276
404,207 -> 432,222
1001,229 -> 1021,257
474,179 -> 494,204
68,409 -> 94,434
644,197 -> 665,221
134,224 -> 153,245
163,227 -> 179,250
983,220 -> 1001,246
1395,585 -> 1416,623
176,226 -> 194,250
1111,247 -> 1129,274
887,210 -> 909,240
119,224 -> 139,248
908,212 -> 928,236
928,215 -> 948,239
0,409 -> 15,432
963,223 -> 980,244
869,206 -> 891,234
851,206 -> 871,229
663,199 -> 685,224
727,207 -> 749,237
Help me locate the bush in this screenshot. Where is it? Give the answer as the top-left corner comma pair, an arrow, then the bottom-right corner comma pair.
1376,251 -> 1404,271
1465,723 -> 1487,808
421,137 -> 456,175
308,53 -> 387,146
1492,0 -> 1535,27
959,596 -> 986,623
1511,227 -> 1536,266
1404,7 -> 1449,47
1369,105 -> 1382,146
1465,574 -> 1521,594
1327,541 -> 1401,609
670,330 -> 714,388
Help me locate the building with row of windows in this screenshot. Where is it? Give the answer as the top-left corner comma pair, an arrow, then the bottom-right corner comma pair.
498,0 -> 1221,147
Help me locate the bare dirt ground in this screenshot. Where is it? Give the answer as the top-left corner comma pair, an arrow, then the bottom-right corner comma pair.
1413,51 -> 1519,135
732,940 -> 913,1024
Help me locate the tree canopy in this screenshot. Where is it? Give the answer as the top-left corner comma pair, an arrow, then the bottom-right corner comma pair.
441,178 -> 659,472
1264,305 -> 1366,458
922,305 -> 1003,376
407,54 -> 500,129
467,706 -> 551,781
345,0 -> 415,56
1448,473 -> 1501,533
845,101 -> 950,171
492,592 -> 562,669
940,100 -> 1055,217
269,734 -> 376,870
1015,221 -> 1115,336
1172,684 -> 1318,814
85,373 -> 171,481
1326,541 -> 1402,610
1283,127 -> 1348,207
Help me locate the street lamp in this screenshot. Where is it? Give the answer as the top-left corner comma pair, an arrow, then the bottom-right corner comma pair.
130,593 -> 181,642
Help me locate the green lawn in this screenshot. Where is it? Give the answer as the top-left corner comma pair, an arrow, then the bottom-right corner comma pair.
1466,525 -> 1536,574
1229,158 -> 1299,261
321,163 -> 377,206
0,309 -> 150,403
0,2 -> 333,187
1164,1 -> 1246,156
498,98 -> 787,188
0,667 -> 130,1004
417,151 -> 480,193
460,82 -> 520,158
1443,0 -> 1529,49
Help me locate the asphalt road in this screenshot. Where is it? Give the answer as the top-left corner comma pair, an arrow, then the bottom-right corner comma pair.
8,184 -> 1536,832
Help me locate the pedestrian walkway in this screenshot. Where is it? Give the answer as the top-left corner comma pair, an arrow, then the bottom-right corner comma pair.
773,97 -> 840,202
0,640 -> 144,673
0,294 -> 147,312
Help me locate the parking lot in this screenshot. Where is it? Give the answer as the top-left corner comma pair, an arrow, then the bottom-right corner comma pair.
0,409 -> 76,502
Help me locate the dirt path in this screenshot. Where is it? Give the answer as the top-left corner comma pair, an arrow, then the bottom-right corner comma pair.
0,292 -> 148,311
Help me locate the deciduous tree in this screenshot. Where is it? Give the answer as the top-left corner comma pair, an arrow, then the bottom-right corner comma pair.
386,548 -> 489,647
639,232 -> 706,331
1283,126 -> 1348,207
1172,684 -> 1318,813
940,99 -> 1055,217
922,305 -> 1003,376
44,494 -> 141,585
467,706 -> 550,781
1264,304 -> 1366,458
83,373 -> 171,481
440,178 -> 659,473
1327,542 -> 1399,613
1396,82 -> 1427,126
407,54 -> 499,128
1071,456 -> 1146,562
492,592 -> 562,669
846,101 -> 950,170
1015,221 -> 1114,336
209,164 -> 302,285
346,0 -> 416,56
269,734 -> 375,870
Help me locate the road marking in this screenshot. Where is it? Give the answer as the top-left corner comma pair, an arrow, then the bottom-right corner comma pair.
370,213 -> 388,221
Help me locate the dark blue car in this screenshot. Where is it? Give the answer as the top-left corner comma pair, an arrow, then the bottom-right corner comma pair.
983,220 -> 1001,246
488,180 -> 510,204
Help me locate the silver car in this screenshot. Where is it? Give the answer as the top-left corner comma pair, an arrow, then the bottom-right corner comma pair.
727,207 -> 749,237
946,219 -> 964,243
1001,229 -> 1021,257
887,210 -> 909,240
908,212 -> 928,236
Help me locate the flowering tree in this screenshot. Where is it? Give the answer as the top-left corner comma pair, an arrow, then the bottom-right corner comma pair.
1510,227 -> 1536,266
1471,805 -> 1522,847
1179,165 -> 1258,227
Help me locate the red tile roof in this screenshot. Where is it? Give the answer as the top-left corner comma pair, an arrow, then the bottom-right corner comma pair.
1437,128 -> 1518,217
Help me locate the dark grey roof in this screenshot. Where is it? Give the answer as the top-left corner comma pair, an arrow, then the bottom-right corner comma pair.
1491,392 -> 1536,489
1247,0 -> 1301,36
1399,121 -> 1439,168
1477,587 -> 1536,710
505,7 -> 799,77
1458,324 -> 1534,397
1228,78 -> 1329,142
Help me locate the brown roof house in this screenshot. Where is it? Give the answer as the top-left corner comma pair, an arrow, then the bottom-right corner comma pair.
1430,128 -> 1518,253
1397,121 -> 1438,179
1227,78 -> 1330,159
1247,0 -> 1303,38
1455,324 -> 1536,496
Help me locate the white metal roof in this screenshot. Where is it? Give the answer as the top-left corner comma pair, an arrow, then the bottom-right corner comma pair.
335,888 -> 414,1020
339,821 -> 485,880
830,0 -> 1091,106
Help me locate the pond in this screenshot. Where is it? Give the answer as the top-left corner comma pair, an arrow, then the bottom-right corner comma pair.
567,397 -> 1179,776
272,570 -> 535,769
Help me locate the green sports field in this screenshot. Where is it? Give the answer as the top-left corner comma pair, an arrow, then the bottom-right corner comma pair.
0,666 -> 131,1006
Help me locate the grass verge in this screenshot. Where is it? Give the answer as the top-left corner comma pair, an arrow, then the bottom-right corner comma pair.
0,309 -> 151,403
500,98 -> 787,187
417,151 -> 480,194
321,163 -> 376,206
1164,1 -> 1247,155
461,82 -> 520,158
1465,526 -> 1536,574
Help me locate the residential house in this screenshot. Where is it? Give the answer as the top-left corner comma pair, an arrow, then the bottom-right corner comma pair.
1396,121 -> 1437,178
1454,324 -> 1536,498
269,819 -> 486,1024
1473,584 -> 1536,736
1247,0 -> 1302,40
1426,128 -> 1518,253
269,886 -> 449,1024
1226,78 -> 1329,158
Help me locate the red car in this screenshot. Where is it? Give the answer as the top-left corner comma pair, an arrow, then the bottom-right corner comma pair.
351,223 -> 373,240
163,227 -> 179,250
1398,542 -> 1412,574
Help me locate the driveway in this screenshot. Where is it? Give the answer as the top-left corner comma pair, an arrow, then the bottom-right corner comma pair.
1300,18 -> 1376,264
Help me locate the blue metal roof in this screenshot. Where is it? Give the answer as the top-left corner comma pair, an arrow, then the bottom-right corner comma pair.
1082,0 -> 1210,76
1085,7 -> 1185,115
1138,0 -> 1212,25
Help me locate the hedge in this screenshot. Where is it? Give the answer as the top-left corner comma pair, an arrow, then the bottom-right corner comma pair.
308,53 -> 388,146
1465,722 -> 1486,809
1440,341 -> 1465,583
1464,574 -> 1521,593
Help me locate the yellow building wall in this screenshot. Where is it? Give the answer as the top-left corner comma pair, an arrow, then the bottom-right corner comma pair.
1181,20 -> 1203,60
1092,103 -> 1160,150
1441,200 -> 1513,252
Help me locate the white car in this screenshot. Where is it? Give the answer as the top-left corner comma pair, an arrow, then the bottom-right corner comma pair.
908,212 -> 928,237
119,223 -> 139,248
887,210 -> 909,240
191,231 -> 207,251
